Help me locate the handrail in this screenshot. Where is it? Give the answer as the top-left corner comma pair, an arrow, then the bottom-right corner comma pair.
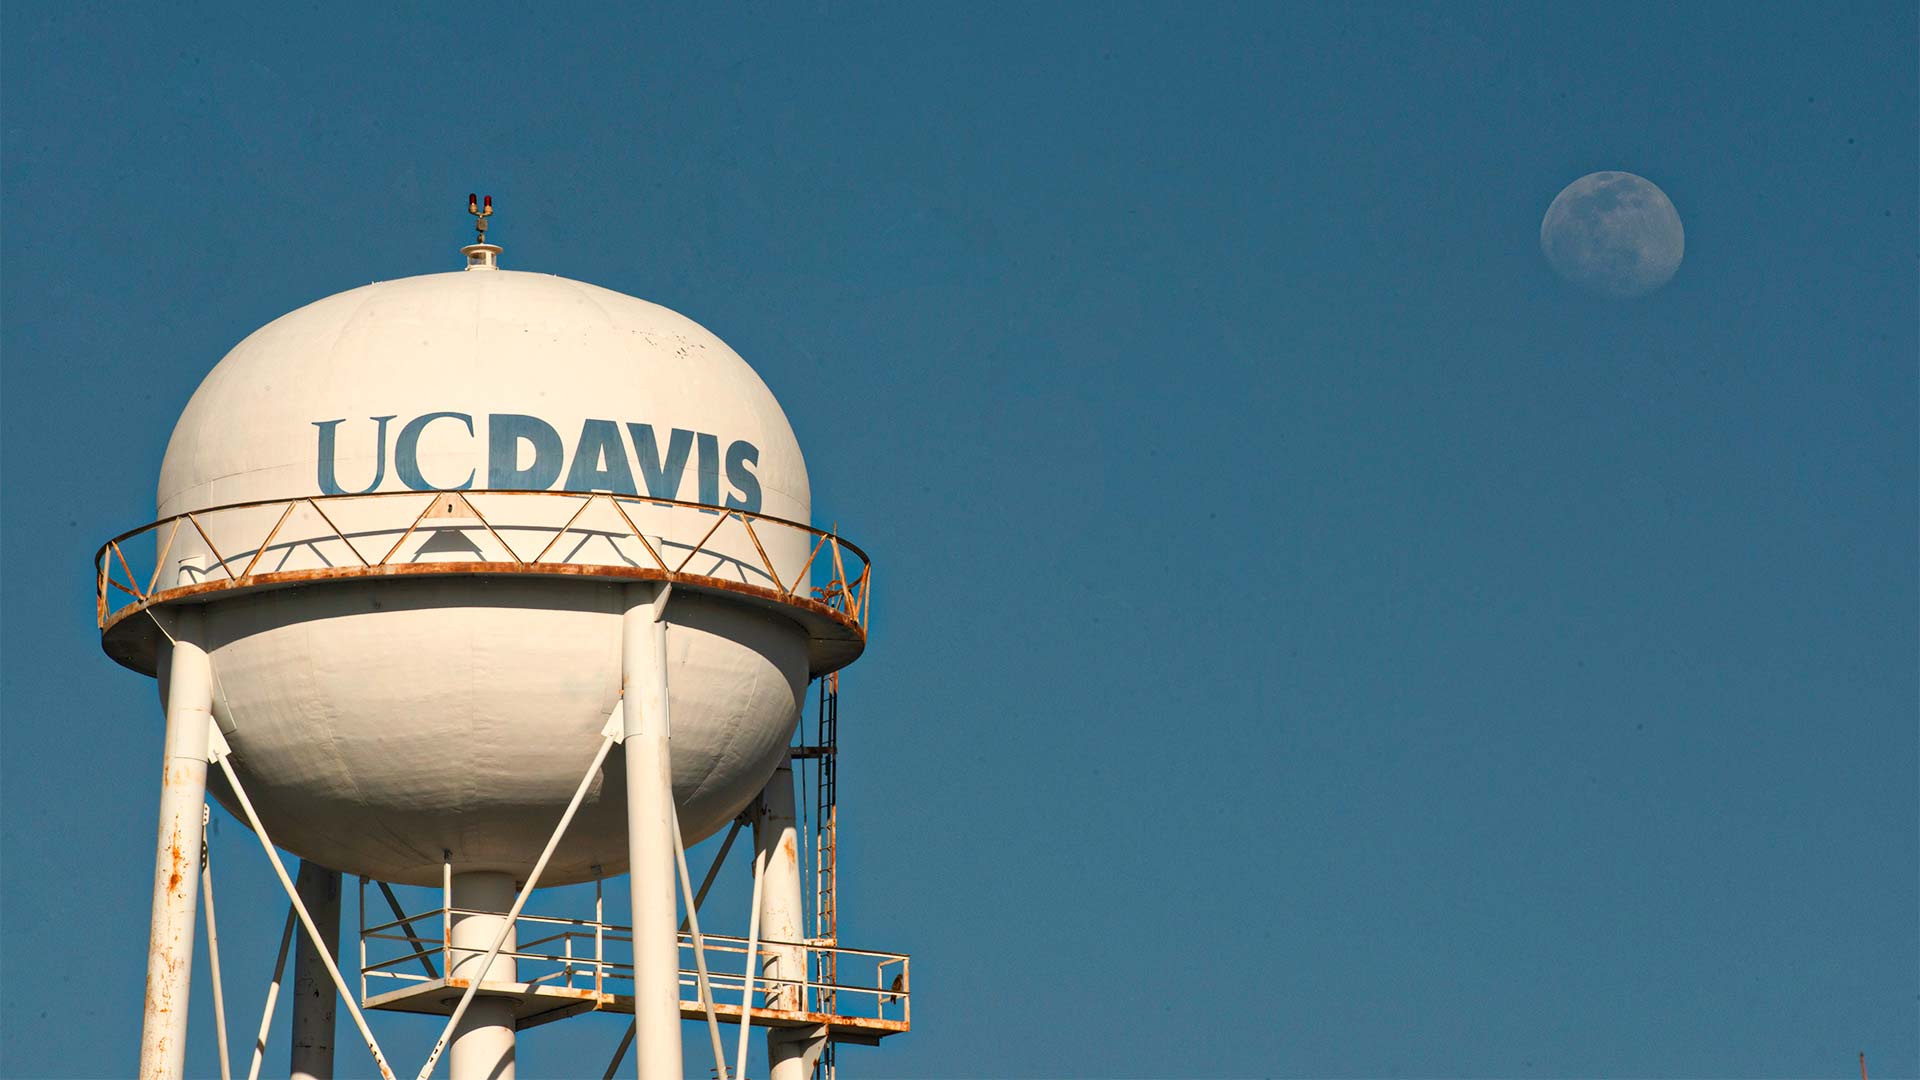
360,899 -> 909,1026
94,489 -> 871,638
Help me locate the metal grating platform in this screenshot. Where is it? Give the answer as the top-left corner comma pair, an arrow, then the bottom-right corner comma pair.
363,977 -> 906,1045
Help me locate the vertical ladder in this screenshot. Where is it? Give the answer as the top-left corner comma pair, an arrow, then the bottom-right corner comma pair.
813,672 -> 839,1080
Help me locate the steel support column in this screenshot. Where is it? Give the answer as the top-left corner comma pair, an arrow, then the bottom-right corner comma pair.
621,582 -> 681,1079
290,862 -> 341,1080
140,606 -> 212,1080
447,872 -> 518,1080
753,760 -> 818,1080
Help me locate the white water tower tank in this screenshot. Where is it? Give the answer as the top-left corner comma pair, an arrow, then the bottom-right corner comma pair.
107,244 -> 865,888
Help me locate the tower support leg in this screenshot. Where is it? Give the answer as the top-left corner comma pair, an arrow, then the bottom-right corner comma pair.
289,862 -> 341,1080
446,872 -> 518,1080
753,760 -> 820,1080
140,608 -> 213,1080
622,583 -> 682,1079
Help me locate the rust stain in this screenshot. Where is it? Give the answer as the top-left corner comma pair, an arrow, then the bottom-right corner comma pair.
102,561 -> 868,678
166,826 -> 184,895
112,562 -> 863,632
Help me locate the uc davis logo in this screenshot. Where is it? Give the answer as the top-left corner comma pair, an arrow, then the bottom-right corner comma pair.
314,413 -> 762,512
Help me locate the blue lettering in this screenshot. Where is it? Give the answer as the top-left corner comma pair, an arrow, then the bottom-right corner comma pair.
487,413 -> 564,490
315,412 -> 763,505
395,412 -> 475,491
724,440 -> 761,512
627,424 -> 693,500
696,432 -> 721,510
564,419 -> 638,494
313,416 -> 395,495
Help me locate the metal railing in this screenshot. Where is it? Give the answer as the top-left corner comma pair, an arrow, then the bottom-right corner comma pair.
357,881 -> 910,1027
94,488 -> 870,636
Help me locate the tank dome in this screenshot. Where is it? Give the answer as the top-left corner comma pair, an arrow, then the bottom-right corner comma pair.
161,269 -> 807,518
144,265 -> 831,886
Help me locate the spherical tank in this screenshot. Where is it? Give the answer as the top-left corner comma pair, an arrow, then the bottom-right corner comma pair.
147,262 -> 836,886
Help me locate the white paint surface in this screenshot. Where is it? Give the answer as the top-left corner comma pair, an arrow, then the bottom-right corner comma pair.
140,612 -> 213,1080
156,267 -> 818,884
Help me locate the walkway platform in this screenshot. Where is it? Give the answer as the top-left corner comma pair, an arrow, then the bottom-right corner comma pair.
363,977 -> 908,1044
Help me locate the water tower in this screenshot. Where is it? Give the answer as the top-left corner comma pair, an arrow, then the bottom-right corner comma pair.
96,201 -> 908,1080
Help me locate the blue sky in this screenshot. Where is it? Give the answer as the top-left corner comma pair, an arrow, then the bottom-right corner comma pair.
2,3 -> 1914,1077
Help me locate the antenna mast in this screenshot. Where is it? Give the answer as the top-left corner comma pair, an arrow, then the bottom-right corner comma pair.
461,193 -> 501,270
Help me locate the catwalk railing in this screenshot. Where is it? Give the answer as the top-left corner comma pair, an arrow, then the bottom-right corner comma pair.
357,888 -> 911,1030
93,488 -> 871,638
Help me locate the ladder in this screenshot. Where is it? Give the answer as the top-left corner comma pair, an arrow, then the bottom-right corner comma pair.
813,672 -> 839,1079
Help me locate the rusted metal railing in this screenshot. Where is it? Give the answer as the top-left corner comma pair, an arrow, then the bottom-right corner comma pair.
94,489 -> 871,638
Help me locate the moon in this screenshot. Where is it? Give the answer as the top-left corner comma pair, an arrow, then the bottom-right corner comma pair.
1540,171 -> 1684,298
